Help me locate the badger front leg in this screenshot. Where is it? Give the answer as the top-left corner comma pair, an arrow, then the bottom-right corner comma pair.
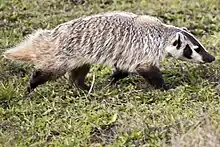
108,66 -> 129,84
68,64 -> 90,91
136,65 -> 167,90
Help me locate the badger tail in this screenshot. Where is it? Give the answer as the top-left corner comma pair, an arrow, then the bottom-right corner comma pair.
2,29 -> 51,62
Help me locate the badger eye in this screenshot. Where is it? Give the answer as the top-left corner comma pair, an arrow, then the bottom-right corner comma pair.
194,47 -> 201,53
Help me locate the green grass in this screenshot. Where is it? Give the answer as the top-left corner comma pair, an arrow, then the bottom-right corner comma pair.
1,0 -> 220,146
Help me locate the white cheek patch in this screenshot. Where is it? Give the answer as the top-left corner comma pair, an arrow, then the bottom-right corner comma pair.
165,45 -> 183,59
191,50 -> 203,63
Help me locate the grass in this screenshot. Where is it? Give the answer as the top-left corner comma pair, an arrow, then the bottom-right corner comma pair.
0,0 -> 220,146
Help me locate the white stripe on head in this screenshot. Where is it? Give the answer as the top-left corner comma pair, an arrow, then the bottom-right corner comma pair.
180,28 -> 208,52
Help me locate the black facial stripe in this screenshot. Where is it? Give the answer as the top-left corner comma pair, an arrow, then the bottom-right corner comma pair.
183,44 -> 192,59
177,34 -> 181,49
173,40 -> 178,46
173,34 -> 182,49
194,47 -> 201,53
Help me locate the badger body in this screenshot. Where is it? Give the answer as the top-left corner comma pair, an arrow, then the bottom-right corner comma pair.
5,12 -> 168,72
3,11 -> 215,92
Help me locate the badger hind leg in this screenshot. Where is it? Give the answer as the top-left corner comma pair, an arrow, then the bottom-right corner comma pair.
108,66 -> 129,84
27,68 -> 66,93
136,65 -> 167,90
68,64 -> 91,91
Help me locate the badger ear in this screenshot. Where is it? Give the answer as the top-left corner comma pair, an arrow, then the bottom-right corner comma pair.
172,32 -> 184,49
182,27 -> 188,31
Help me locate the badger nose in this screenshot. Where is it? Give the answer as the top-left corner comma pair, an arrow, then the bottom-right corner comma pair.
206,56 -> 215,63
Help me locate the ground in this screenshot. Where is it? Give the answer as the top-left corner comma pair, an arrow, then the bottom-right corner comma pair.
0,0 -> 220,146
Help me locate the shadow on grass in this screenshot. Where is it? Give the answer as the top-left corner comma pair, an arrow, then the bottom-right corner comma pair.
90,123 -> 118,145
92,63 -> 219,93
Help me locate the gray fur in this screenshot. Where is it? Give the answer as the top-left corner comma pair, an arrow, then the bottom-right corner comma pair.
2,11 -> 215,91
47,12 -> 171,73
4,12 -> 178,72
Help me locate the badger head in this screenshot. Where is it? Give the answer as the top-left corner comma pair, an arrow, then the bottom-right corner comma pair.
165,28 -> 215,64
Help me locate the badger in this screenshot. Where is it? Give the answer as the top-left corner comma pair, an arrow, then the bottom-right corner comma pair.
2,11 -> 215,93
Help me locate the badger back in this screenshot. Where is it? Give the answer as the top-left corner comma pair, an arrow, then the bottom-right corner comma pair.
50,12 -> 168,71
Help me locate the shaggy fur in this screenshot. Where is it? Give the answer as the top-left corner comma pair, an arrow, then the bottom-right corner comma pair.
3,12 -> 177,72
2,11 -> 215,92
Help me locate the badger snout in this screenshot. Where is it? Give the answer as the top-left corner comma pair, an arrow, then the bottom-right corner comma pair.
206,55 -> 215,63
202,53 -> 215,63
